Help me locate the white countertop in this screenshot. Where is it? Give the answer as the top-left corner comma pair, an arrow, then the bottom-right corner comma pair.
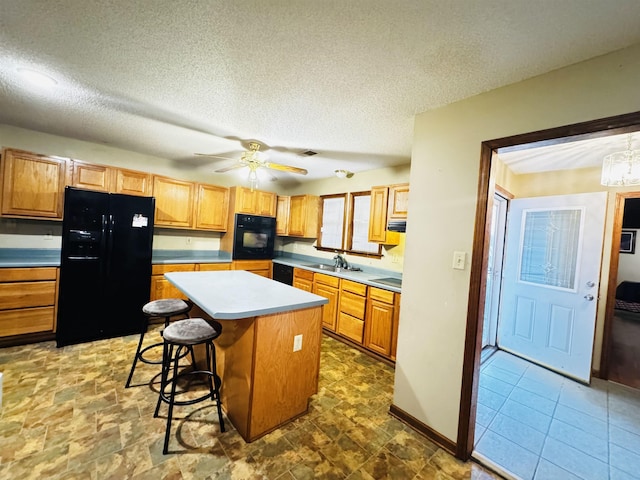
165,270 -> 328,320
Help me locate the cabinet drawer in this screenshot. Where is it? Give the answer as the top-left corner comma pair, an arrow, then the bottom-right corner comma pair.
293,268 -> 314,281
233,260 -> 272,271
314,272 -> 340,288
197,263 -> 231,271
0,267 -> 57,282
339,290 -> 366,319
337,312 -> 364,343
341,279 -> 367,296
369,286 -> 395,304
0,281 -> 56,310
151,264 -> 196,275
0,306 -> 55,337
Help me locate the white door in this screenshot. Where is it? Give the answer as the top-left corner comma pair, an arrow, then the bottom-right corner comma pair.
497,192 -> 607,383
482,193 -> 508,349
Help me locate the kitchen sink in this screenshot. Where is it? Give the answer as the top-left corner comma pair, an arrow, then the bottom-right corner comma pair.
304,263 -> 364,273
370,277 -> 402,288
304,263 -> 337,272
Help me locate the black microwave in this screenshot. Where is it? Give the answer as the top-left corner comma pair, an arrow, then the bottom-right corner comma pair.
232,214 -> 276,260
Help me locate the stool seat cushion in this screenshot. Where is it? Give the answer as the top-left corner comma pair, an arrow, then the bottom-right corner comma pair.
163,318 -> 221,345
143,299 -> 190,316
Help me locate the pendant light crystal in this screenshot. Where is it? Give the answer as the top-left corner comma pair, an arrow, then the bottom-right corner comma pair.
601,134 -> 640,186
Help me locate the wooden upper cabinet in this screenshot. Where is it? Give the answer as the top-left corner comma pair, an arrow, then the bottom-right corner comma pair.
232,187 -> 277,217
288,195 -> 320,238
368,186 -> 389,243
1,148 -> 71,219
195,184 -> 229,231
388,184 -> 409,220
256,190 -> 277,216
276,196 -> 290,235
72,160 -> 111,192
152,176 -> 195,228
113,168 -> 152,196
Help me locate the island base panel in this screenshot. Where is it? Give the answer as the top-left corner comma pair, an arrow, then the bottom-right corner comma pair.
190,304 -> 323,442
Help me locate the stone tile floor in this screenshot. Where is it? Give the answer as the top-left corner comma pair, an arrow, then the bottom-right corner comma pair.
0,328 -> 499,479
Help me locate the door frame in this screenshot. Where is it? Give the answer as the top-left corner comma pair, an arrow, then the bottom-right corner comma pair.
600,191 -> 640,377
456,110 -> 640,460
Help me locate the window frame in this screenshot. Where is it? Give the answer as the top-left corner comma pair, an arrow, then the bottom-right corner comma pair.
316,191 -> 382,258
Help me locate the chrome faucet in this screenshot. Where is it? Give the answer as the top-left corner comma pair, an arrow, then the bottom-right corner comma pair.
333,254 -> 348,269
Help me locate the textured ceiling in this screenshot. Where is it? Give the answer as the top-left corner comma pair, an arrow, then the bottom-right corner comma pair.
1,1 -> 640,187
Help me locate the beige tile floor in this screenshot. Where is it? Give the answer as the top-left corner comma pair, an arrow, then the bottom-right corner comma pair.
0,328 -> 499,479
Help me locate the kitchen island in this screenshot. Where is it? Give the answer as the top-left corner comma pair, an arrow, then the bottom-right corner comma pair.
165,270 -> 328,442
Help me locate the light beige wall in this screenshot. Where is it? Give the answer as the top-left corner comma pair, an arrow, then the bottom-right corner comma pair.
0,124 -> 229,250
396,43 -> 640,443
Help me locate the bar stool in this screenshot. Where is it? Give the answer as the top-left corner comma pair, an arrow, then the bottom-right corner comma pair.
154,317 -> 225,454
125,298 -> 192,388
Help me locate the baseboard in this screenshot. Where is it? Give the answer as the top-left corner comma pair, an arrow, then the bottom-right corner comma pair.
389,404 -> 457,456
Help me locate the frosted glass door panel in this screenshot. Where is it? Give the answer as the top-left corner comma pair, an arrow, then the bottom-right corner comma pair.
518,209 -> 582,291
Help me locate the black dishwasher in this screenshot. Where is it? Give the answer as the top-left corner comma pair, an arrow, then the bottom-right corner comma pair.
273,263 -> 294,285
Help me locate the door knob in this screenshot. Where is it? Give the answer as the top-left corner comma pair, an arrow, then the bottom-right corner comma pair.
584,294 -> 594,301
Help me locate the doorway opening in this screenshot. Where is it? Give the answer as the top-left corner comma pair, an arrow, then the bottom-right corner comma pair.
456,111 -> 640,462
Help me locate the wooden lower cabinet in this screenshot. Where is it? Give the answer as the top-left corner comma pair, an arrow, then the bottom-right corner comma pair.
150,264 -> 195,301
232,260 -> 272,278
293,268 -> 313,292
0,267 -> 58,340
337,280 -> 367,344
313,273 -> 339,331
197,263 -> 231,271
364,287 -> 396,357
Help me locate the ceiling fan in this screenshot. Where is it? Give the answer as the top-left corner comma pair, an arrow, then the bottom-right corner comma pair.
196,141 -> 307,190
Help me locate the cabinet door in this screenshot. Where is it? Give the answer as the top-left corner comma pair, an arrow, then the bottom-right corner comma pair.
150,276 -> 188,301
153,176 -> 195,228
1,148 -> 70,219
364,299 -> 395,356
235,186 -> 256,214
113,168 -> 152,196
72,160 -> 111,192
196,184 -> 229,231
276,196 -> 290,235
368,186 -> 389,242
389,184 -> 409,219
314,283 -> 338,331
288,195 -> 318,238
256,190 -> 277,216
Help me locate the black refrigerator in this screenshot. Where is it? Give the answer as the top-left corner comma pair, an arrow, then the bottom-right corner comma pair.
56,187 -> 155,347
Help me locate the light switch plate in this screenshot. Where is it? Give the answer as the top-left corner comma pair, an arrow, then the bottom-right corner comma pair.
452,251 -> 466,270
293,334 -> 303,352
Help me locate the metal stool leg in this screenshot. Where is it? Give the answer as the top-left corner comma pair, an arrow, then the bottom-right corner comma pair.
125,317 -> 149,388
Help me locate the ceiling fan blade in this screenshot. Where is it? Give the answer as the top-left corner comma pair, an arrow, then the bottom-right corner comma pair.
195,153 -> 235,160
264,162 -> 308,175
214,164 -> 245,173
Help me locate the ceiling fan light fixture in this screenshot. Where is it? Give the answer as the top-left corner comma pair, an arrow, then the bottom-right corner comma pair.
248,166 -> 259,192
601,134 -> 640,186
334,169 -> 351,178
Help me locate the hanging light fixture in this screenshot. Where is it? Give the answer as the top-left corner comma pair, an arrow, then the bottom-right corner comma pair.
248,164 -> 259,192
601,134 -> 640,186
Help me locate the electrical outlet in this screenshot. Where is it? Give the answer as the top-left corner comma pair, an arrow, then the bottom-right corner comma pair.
186,237 -> 192,245
44,230 -> 53,241
392,254 -> 400,263
293,334 -> 303,352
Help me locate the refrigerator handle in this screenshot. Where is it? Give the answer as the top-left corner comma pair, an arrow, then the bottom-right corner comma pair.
100,214 -> 108,278
106,214 -> 114,278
